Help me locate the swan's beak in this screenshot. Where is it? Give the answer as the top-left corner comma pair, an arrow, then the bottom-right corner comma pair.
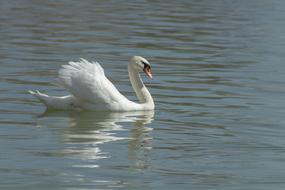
143,67 -> 152,79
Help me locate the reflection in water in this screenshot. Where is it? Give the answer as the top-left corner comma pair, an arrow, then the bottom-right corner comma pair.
39,110 -> 154,169
128,113 -> 153,170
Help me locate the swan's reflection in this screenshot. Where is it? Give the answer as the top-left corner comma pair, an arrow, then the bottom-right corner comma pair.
39,110 -> 154,169
128,113 -> 154,170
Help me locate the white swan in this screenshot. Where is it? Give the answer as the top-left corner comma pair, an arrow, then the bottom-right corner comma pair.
29,56 -> 154,111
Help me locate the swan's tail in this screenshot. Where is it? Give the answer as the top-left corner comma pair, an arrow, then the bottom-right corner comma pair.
28,90 -> 51,107
29,90 -> 78,110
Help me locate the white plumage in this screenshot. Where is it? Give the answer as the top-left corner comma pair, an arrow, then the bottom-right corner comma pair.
29,56 -> 154,111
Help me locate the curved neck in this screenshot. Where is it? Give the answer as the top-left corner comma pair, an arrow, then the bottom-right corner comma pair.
128,64 -> 154,108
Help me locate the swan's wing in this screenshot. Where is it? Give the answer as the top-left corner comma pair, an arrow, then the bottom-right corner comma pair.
57,58 -> 127,104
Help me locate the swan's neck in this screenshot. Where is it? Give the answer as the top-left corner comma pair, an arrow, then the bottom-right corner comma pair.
128,64 -> 154,109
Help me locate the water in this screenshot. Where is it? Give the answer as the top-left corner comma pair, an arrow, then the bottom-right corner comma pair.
0,0 -> 285,189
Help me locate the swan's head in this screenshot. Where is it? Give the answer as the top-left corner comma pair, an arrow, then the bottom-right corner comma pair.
130,56 -> 152,78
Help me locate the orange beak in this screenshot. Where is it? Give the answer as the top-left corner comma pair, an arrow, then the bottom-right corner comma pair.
143,67 -> 152,78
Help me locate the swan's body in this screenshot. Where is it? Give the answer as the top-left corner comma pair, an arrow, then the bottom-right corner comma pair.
29,56 -> 154,111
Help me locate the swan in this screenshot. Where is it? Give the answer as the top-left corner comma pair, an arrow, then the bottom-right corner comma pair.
29,56 -> 154,111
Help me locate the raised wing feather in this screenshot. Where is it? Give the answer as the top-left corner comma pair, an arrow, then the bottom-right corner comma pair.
58,58 -> 127,105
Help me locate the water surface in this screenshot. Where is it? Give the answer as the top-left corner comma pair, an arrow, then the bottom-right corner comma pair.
0,0 -> 285,189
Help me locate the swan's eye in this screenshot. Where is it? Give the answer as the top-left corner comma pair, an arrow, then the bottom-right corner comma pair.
142,62 -> 152,78
142,61 -> 151,69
